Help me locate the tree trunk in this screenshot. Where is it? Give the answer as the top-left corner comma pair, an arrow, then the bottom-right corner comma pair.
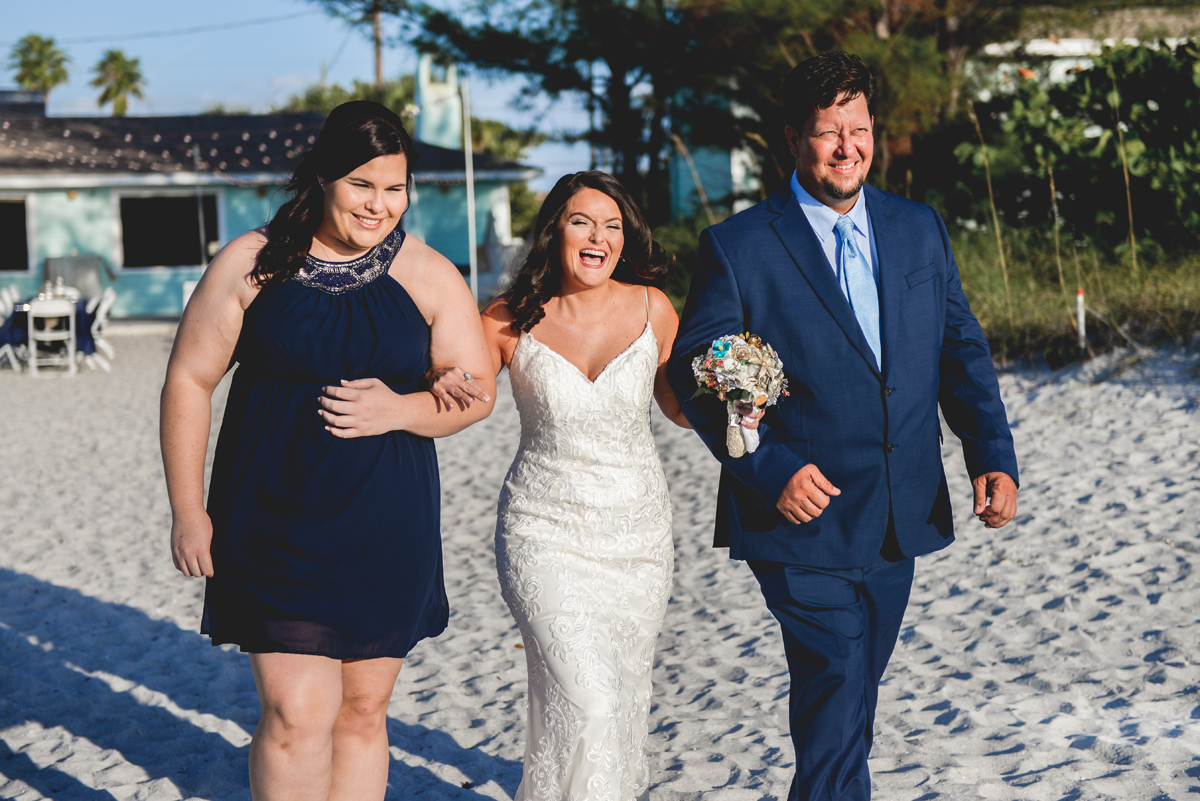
876,0 -> 891,39
645,95 -> 671,226
373,1 -> 384,89
877,125 -> 890,188
604,64 -> 644,208
943,11 -> 966,113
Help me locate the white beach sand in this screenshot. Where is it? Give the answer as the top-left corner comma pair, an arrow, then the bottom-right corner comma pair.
1,334 -> 1198,800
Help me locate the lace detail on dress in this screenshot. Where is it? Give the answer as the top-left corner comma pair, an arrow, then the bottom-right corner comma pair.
497,319 -> 673,801
292,226 -> 403,294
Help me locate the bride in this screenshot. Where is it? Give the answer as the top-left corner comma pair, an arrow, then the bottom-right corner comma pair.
431,171 -> 760,800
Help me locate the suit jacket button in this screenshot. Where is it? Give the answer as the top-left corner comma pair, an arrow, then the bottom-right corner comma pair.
884,386 -> 893,396
887,443 -> 896,453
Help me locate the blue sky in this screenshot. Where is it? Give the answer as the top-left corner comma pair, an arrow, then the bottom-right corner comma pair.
2,0 -> 588,189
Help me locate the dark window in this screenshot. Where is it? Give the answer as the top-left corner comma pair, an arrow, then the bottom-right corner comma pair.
120,194 -> 218,268
0,200 -> 29,272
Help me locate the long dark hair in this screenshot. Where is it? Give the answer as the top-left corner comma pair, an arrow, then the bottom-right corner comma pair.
252,100 -> 419,287
507,171 -> 671,333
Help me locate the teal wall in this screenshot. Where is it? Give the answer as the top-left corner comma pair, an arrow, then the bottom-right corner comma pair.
226,185 -> 286,234
406,181 -> 508,267
36,188 -> 112,263
670,147 -> 733,221
0,184 -> 291,317
2,187 -> 114,309
0,181 -> 502,317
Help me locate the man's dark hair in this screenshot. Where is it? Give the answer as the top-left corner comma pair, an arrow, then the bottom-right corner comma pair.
783,52 -> 875,132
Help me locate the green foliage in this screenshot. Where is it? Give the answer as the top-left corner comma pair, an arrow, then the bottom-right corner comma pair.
201,103 -> 255,115
471,117 -> 546,163
508,182 -> 541,240
90,49 -> 145,117
952,230 -> 1200,364
413,0 -> 693,222
275,76 -> 417,117
652,215 -> 714,312
943,42 -> 1200,256
8,33 -> 69,100
407,0 -> 1102,220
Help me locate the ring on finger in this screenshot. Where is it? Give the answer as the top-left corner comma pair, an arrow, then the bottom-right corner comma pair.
463,372 -> 473,381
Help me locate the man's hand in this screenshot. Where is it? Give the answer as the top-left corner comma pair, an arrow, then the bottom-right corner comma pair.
776,464 -> 842,524
973,472 -> 1018,528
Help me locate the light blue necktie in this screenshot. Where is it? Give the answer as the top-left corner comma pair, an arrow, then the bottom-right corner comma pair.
834,215 -> 881,370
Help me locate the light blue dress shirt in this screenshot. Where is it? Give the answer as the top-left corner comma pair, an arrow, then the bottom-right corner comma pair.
789,171 -> 880,293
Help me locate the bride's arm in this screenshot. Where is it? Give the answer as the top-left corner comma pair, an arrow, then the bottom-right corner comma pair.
318,239 -> 495,438
426,295 -> 516,410
649,288 -> 692,429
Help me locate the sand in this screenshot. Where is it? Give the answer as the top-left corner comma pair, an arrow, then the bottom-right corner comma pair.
1,333 -> 1198,800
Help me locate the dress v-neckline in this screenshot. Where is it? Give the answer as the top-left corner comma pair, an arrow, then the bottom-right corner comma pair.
523,322 -> 654,385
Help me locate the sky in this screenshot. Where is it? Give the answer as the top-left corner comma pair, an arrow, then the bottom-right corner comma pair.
1,0 -> 589,190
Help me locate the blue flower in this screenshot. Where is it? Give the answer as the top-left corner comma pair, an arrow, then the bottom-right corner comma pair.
711,340 -> 731,359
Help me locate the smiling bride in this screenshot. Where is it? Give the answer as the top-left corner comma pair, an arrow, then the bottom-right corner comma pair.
428,171 -> 760,800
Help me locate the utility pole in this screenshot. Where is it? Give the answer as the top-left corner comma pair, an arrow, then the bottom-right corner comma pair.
461,80 -> 477,302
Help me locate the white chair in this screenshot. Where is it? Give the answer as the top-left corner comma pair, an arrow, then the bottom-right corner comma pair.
0,342 -> 17,371
27,298 -> 76,377
0,291 -> 18,370
92,286 -> 116,362
76,287 -> 116,372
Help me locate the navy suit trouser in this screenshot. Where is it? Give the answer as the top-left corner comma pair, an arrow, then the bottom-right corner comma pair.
749,549 -> 914,801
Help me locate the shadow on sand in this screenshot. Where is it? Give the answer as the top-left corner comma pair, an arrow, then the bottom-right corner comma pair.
0,568 -> 520,799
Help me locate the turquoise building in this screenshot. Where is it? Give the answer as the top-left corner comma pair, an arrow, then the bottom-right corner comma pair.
0,90 -> 539,317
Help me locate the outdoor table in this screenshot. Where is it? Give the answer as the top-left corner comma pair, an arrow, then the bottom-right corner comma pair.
1,297 -> 96,356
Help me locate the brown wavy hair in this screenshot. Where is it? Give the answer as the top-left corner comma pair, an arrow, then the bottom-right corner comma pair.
507,171 -> 671,333
251,100 -> 419,288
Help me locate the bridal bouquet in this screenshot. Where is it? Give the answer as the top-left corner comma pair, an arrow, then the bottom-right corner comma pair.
692,332 -> 789,457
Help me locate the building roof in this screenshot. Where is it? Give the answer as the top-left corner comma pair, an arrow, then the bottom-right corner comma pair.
0,108 -> 540,189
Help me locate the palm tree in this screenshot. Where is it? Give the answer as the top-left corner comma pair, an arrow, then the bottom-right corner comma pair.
8,33 -> 69,102
91,49 -> 145,117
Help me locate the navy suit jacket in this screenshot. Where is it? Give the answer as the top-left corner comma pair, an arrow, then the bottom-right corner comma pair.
667,183 -> 1019,568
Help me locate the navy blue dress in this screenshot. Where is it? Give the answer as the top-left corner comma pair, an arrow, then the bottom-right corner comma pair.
201,228 -> 447,659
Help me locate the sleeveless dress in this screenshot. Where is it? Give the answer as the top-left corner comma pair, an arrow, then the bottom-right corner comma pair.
497,291 -> 674,801
201,227 -> 448,659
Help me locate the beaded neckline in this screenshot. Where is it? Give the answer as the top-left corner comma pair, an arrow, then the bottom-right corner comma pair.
292,227 -> 403,294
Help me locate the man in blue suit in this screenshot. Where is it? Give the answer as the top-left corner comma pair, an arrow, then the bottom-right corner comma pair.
667,51 -> 1019,800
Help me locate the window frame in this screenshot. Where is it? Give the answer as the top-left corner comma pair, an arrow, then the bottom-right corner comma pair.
0,192 -> 38,274
111,187 -> 227,272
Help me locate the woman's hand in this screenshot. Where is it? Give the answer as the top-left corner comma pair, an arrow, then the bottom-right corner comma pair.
425,366 -> 492,412
319,378 -> 403,438
171,508 -> 214,577
735,401 -> 766,430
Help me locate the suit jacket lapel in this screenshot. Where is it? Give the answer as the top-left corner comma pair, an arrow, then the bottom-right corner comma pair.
768,185 -> 881,378
865,186 -> 901,383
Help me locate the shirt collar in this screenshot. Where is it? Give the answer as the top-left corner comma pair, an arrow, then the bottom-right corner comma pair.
789,170 -> 869,243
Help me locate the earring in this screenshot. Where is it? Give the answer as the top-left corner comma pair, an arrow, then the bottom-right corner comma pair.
317,179 -> 326,189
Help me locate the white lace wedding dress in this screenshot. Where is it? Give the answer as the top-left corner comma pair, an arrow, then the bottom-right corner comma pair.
496,296 -> 674,801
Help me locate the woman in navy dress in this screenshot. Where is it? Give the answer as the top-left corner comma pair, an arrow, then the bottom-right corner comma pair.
160,101 -> 495,801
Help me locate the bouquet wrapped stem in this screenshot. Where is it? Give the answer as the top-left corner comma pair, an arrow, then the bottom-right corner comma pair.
692,332 -> 789,459
727,400 -> 747,457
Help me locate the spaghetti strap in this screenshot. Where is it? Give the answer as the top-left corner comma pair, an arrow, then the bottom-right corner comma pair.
643,286 -> 650,323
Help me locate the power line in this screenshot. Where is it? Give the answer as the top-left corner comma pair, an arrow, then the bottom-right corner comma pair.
1,11 -> 325,47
